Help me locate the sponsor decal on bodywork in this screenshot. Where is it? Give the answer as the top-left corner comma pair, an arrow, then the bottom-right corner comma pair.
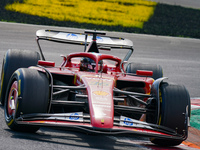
93,91 -> 110,96
47,112 -> 83,122
69,113 -> 80,120
120,116 -> 153,129
85,77 -> 113,87
96,36 -> 103,42
66,33 -> 78,40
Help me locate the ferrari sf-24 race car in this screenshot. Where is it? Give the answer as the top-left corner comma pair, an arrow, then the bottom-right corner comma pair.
0,30 -> 190,146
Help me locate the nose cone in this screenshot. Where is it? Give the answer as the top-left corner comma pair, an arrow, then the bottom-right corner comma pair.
81,75 -> 115,129
90,90 -> 114,128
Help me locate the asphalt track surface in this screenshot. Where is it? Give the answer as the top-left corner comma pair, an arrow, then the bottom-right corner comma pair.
0,22 -> 200,150
150,0 -> 200,9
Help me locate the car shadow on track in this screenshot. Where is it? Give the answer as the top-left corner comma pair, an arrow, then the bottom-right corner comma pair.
6,127 -> 147,150
6,128 -> 192,150
1,104 -> 192,150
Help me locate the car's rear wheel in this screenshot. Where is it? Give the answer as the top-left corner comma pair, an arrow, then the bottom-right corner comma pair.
4,68 -> 49,132
126,62 -> 163,80
0,49 -> 40,105
150,82 -> 190,146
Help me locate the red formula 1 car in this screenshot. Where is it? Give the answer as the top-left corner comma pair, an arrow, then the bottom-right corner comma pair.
0,30 -> 190,146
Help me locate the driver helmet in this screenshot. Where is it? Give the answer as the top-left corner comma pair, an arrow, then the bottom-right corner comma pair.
80,57 -> 103,72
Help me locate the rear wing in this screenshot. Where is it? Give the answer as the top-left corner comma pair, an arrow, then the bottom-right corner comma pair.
36,29 -> 133,49
36,30 -> 134,64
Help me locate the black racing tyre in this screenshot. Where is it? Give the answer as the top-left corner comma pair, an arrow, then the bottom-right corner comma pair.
126,62 -> 163,80
0,49 -> 40,106
4,68 -> 49,132
150,82 -> 191,147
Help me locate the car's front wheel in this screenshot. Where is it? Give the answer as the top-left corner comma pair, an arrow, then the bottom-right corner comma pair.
4,68 -> 49,132
150,82 -> 190,146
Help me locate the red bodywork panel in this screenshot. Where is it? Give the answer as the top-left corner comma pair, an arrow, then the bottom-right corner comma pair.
75,72 -> 115,128
34,52 -> 154,129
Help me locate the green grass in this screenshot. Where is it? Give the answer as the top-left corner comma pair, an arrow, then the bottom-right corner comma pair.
0,0 -> 200,38
191,109 -> 200,130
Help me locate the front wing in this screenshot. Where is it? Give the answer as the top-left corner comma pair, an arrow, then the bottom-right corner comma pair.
15,112 -> 187,141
